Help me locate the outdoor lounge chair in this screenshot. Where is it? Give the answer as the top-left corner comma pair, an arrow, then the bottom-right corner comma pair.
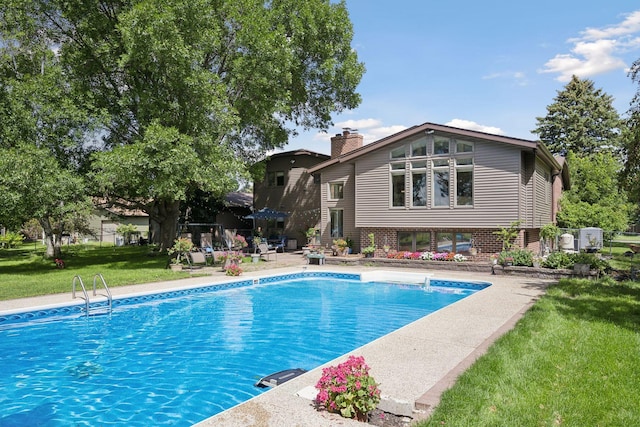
258,242 -> 277,261
187,251 -> 208,269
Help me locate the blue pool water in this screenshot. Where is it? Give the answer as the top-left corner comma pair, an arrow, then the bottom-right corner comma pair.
0,272 -> 488,426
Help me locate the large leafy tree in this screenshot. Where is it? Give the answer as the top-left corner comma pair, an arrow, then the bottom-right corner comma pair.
556,152 -> 631,232
532,76 -> 631,231
0,18 -> 96,258
532,75 -> 622,157
623,60 -> 640,217
0,146 -> 94,258
4,0 -> 365,249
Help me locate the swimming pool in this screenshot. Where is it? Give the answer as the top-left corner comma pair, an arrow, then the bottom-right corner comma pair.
0,271 -> 489,426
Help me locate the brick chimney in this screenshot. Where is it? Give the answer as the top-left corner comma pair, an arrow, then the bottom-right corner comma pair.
330,128 -> 364,158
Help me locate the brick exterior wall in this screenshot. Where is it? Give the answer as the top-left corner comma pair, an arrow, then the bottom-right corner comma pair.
359,227 -> 540,260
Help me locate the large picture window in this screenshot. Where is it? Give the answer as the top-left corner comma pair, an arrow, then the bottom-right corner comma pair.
411,161 -> 426,207
432,159 -> 449,207
399,231 -> 431,252
391,163 -> 406,207
389,136 -> 473,210
411,140 -> 427,157
455,158 -> 473,206
436,231 -> 472,253
433,136 -> 450,155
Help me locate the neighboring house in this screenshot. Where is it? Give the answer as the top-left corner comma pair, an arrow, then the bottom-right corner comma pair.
307,123 -> 570,259
253,149 -> 330,248
87,201 -> 150,245
215,191 -> 254,232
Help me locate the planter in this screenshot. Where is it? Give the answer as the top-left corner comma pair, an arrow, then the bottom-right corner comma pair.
169,264 -> 183,272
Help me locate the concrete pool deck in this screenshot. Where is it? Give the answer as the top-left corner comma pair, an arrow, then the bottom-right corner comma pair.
0,256 -> 554,426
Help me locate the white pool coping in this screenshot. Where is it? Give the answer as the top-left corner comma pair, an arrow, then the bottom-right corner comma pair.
0,262 -> 552,426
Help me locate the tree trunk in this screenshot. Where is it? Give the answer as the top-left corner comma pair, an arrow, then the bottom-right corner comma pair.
147,199 -> 181,251
40,218 -> 62,259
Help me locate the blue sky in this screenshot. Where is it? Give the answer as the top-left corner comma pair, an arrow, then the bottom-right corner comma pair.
280,1 -> 640,155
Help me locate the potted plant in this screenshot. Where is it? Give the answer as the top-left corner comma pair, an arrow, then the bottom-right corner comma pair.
315,355 -> 381,422
333,238 -> 348,256
305,227 -> 318,247
362,233 -> 375,258
345,237 -> 354,254
224,263 -> 243,276
168,237 -> 193,271
219,251 -> 243,271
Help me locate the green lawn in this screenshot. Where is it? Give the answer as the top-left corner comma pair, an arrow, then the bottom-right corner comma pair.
0,243 -> 193,300
418,277 -> 640,427
3,243 -> 640,426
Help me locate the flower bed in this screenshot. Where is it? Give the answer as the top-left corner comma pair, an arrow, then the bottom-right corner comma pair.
387,251 -> 468,262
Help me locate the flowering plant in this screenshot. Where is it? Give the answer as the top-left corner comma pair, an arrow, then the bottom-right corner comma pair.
315,355 -> 381,421
218,251 -> 243,263
233,235 -> 248,248
333,238 -> 348,248
224,263 -> 242,276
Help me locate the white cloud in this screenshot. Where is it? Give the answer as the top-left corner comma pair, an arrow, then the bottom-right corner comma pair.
576,10 -> 640,41
445,119 -> 505,135
541,10 -> 640,81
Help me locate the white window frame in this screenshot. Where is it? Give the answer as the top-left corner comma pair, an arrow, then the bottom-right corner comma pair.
329,209 -> 344,238
390,162 -> 406,208
432,159 -> 450,208
454,158 -> 474,207
410,161 -> 427,207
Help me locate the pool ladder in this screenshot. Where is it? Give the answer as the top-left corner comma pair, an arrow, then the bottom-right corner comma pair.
72,274 -> 113,317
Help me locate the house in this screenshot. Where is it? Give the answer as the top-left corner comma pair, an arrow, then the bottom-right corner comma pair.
86,200 -> 150,245
253,149 -> 330,248
215,191 -> 253,232
306,123 -> 570,259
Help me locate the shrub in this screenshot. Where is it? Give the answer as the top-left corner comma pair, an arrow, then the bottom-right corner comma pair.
315,355 -> 381,421
570,252 -> 610,274
499,249 -> 534,266
542,251 -> 573,269
0,231 -> 25,248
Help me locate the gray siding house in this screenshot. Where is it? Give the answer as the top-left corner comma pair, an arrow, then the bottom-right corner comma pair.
253,149 -> 330,248
307,123 -> 570,259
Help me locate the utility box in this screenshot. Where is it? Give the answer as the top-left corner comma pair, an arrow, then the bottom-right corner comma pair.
579,227 -> 603,251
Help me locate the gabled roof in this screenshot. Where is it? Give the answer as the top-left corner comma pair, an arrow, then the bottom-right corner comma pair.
266,149 -> 330,162
224,192 -> 253,208
308,122 -> 561,173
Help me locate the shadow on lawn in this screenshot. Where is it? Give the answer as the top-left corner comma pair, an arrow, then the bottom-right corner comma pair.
547,279 -> 640,332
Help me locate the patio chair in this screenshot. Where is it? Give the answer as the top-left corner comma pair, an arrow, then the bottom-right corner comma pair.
258,242 -> 277,261
187,251 -> 208,270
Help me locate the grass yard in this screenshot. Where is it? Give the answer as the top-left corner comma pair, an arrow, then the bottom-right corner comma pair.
0,243 -> 194,300
418,278 -> 640,427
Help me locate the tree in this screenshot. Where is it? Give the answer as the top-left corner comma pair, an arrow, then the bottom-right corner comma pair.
532,75 -> 622,157
0,145 -> 94,258
556,152 -> 631,232
623,60 -> 640,216
4,0 -> 365,249
0,22 -> 97,258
